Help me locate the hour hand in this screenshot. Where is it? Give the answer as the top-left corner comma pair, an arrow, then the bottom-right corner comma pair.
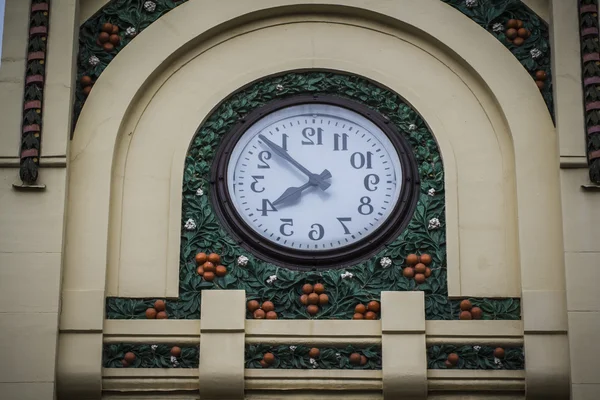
273,170 -> 331,206
258,134 -> 330,191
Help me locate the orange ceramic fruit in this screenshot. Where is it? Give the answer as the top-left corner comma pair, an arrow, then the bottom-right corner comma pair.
360,355 -> 368,366
536,80 -> 545,89
459,311 -> 472,320
470,307 -> 483,320
196,266 -> 204,276
109,34 -> 120,45
154,300 -> 166,312
121,359 -> 130,367
195,252 -> 207,264
444,360 -> 453,368
111,25 -> 119,34
420,254 -> 432,265
406,254 -> 418,265
403,267 -> 415,278
202,262 -> 215,273
306,305 -> 319,315
203,271 -> 215,282
261,301 -> 275,312
313,283 -> 325,294
82,86 -> 92,95
300,294 -> 308,305
124,352 -> 136,363
355,304 -> 367,314
98,32 -> 110,43
516,20 -> 524,29
253,309 -> 266,319
505,28 -> 518,40
307,293 -> 319,305
259,359 -> 268,368
414,273 -> 426,284
308,348 -> 320,359
365,311 -> 377,320
156,311 -> 168,319
302,283 -> 314,294
102,22 -> 113,33
535,70 -> 547,81
318,294 -> 329,305
349,353 -> 361,365
263,353 -> 275,365
170,346 -> 181,357
215,265 -> 227,277
415,263 -> 426,274
494,347 -> 505,359
513,37 -> 525,46
459,300 -> 472,311
145,308 -> 157,319
207,253 -> 220,264
447,353 -> 459,366
425,267 -> 432,278
266,311 -> 278,319
353,313 -> 364,320
247,300 -> 260,312
102,42 -> 114,52
367,301 -> 380,313
517,28 -> 529,38
506,19 -> 518,29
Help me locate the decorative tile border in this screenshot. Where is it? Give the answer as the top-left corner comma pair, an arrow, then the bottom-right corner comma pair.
245,344 -> 382,370
18,0 -> 50,186
103,343 -> 199,368
427,345 -> 525,370
579,0 -> 600,184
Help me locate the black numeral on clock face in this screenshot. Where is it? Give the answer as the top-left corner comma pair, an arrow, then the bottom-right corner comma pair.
308,223 -> 325,240
302,127 -> 323,145
364,174 -> 380,191
280,218 -> 294,236
258,151 -> 271,168
351,151 -> 373,169
257,199 -> 277,216
333,133 -> 348,151
250,176 -> 265,193
358,196 -> 373,215
337,217 -> 352,235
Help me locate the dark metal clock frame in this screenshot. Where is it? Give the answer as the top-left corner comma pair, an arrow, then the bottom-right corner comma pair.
210,94 -> 420,270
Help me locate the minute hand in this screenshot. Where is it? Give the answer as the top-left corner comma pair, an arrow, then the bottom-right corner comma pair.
258,134 -> 330,190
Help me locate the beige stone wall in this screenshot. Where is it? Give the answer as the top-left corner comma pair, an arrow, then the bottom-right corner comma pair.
0,0 -> 77,399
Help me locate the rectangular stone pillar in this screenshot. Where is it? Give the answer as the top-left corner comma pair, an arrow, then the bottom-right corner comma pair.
198,290 -> 246,399
381,291 -> 427,399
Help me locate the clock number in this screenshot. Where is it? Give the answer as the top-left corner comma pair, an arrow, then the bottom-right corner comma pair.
257,199 -> 277,216
281,134 -> 289,151
336,217 -> 352,235
333,133 -> 349,151
250,176 -> 265,193
257,151 -> 272,169
302,127 -> 323,145
350,151 -> 373,169
308,223 -> 325,241
358,196 -> 374,215
279,219 -> 294,236
364,174 -> 380,191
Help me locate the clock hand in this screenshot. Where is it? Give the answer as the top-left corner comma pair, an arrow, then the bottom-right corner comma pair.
258,134 -> 331,190
273,170 -> 332,206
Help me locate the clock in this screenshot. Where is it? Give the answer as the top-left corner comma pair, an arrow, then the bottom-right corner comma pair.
211,95 -> 419,269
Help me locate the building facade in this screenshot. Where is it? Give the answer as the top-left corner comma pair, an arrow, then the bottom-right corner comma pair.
0,0 -> 598,399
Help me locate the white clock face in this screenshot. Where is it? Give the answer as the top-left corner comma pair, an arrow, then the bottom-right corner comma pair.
226,103 -> 403,251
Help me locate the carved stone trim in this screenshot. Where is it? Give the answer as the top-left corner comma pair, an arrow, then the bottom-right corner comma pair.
18,0 -> 50,186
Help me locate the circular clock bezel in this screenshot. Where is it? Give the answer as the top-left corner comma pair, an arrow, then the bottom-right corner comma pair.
210,94 -> 420,270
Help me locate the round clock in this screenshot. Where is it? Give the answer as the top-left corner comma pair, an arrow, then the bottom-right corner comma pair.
211,95 -> 419,269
